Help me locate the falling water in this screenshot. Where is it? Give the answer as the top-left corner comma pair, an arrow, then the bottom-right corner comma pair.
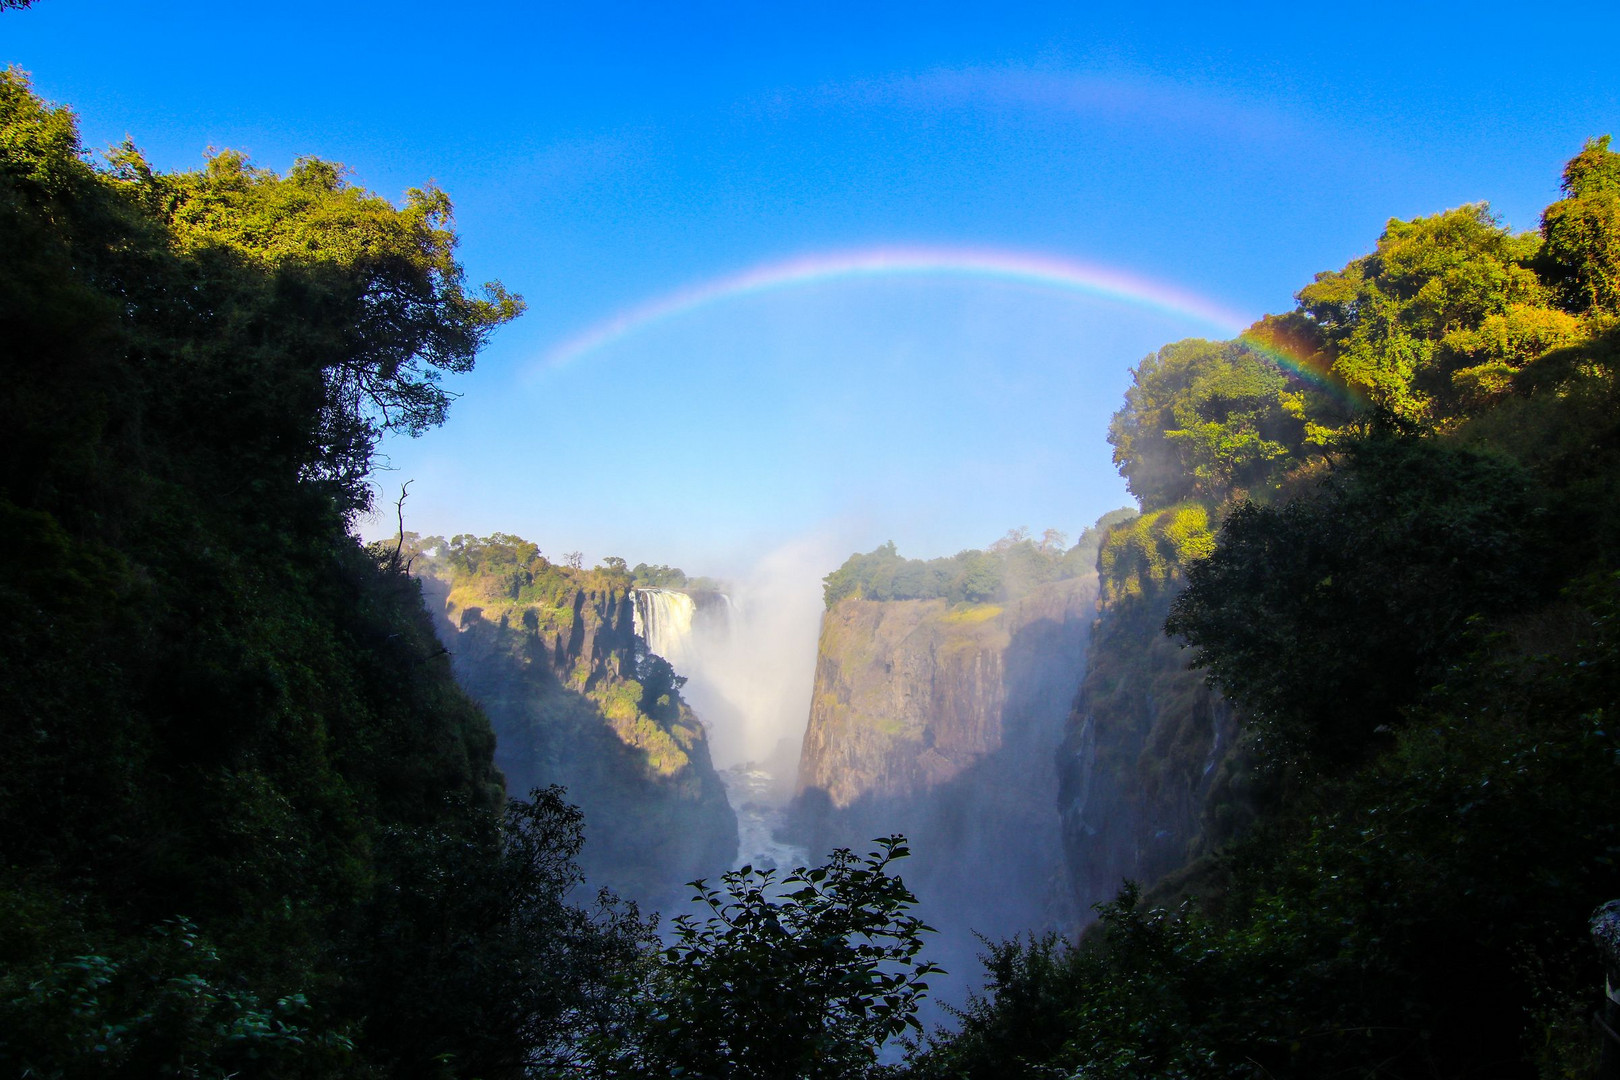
630,586 -> 809,870
632,588 -> 699,669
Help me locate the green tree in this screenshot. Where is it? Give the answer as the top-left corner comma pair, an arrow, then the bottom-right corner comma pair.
0,69 -> 541,1076
153,151 -> 523,509
355,788 -> 651,1077
1108,337 -> 1317,511
1296,203 -> 1543,422
1540,134 -> 1620,314
1165,422 -> 1553,774
612,838 -> 939,1080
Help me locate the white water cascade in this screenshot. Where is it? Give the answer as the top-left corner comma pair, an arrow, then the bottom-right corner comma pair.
630,584 -> 808,870
631,588 -> 701,672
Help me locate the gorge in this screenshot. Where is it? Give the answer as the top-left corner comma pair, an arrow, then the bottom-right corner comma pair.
404,516 -> 1258,1019
792,572 -> 1096,1002
412,548 -> 738,910
9,40 -> 1620,1077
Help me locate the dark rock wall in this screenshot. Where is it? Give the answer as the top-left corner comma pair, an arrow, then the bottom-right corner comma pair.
1055,584 -> 1246,916
420,576 -> 737,910
793,577 -> 1097,991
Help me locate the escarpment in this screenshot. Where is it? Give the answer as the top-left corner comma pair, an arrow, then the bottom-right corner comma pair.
1055,581 -> 1244,915
794,575 -> 1097,946
419,571 -> 737,908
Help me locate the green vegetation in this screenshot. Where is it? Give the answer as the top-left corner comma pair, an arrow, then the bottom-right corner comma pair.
0,70 -> 943,1079
411,532 -> 630,616
14,47 -> 1620,1078
599,838 -> 940,1080
1095,503 -> 1210,605
1108,335 -> 1338,509
407,531 -> 699,776
397,529 -> 741,904
913,137 -> 1620,1078
629,562 -> 725,592
823,519 -> 1127,608
0,67 -> 662,1076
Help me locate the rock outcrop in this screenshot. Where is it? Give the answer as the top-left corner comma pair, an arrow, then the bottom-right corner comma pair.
793,576 -> 1097,957
420,575 -> 737,909
1054,510 -> 1248,916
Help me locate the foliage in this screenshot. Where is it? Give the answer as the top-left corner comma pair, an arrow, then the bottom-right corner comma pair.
628,563 -> 723,592
1,918 -> 354,1079
0,70 -> 658,1079
1295,203 -> 1547,423
636,652 -> 688,714
1166,422 -> 1555,774
1096,502 -> 1212,606
412,529 -> 713,782
1108,337 -> 1328,510
0,69 -> 520,521
911,887 -> 1274,1080
922,135 -> 1620,1079
918,577 -> 1620,1078
1540,135 -> 1620,314
822,524 -> 1110,609
606,837 -> 940,1080
355,787 -> 653,1077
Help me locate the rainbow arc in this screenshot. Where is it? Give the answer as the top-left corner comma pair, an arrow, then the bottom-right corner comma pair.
538,245 -> 1355,402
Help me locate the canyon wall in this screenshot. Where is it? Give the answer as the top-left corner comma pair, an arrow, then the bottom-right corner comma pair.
793,576 -> 1097,965
420,575 -> 737,909
1055,507 -> 1247,915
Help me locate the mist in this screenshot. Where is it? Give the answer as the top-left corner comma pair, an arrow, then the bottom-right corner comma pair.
646,532 -> 846,775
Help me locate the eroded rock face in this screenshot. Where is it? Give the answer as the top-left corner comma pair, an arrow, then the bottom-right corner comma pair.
799,583 -> 1088,806
420,576 -> 737,910
1055,586 -> 1245,916
793,576 -> 1098,984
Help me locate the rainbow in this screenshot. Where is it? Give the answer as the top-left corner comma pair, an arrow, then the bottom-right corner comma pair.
537,245 -> 1354,400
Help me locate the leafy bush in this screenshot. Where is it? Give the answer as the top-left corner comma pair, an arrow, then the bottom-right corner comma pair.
602,837 -> 939,1080
822,524 -> 1114,609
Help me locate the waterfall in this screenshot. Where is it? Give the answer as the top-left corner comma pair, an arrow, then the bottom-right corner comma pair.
633,585 -> 805,868
632,588 -> 699,669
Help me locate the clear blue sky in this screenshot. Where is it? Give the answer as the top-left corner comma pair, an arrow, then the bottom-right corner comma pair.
8,1 -> 1617,576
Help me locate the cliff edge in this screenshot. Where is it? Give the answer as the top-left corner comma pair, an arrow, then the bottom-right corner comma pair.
794,575 -> 1097,956
415,549 -> 738,910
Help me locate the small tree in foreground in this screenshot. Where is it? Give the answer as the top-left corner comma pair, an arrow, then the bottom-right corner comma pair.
602,836 -> 939,1080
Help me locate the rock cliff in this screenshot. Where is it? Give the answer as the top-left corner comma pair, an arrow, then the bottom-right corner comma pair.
420,574 -> 737,909
793,576 -> 1097,968
1055,508 -> 1246,915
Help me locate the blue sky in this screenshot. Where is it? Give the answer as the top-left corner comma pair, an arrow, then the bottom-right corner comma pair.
8,1 -> 1618,576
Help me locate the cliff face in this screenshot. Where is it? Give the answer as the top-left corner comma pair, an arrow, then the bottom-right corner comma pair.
794,576 -> 1097,961
420,575 -> 737,909
1055,510 -> 1247,915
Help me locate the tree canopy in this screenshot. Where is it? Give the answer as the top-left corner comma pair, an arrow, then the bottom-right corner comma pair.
0,69 -> 571,1077
608,838 -> 939,1080
920,134 -> 1620,1079
821,522 -> 1121,609
0,69 -> 521,519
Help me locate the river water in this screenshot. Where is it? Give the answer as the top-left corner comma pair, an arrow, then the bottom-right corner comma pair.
719,764 -> 808,871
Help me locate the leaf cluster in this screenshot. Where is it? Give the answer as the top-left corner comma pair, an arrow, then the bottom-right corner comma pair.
607,837 -> 940,1080
1108,337 -> 1328,511
822,524 -> 1114,609
1166,422 -> 1555,773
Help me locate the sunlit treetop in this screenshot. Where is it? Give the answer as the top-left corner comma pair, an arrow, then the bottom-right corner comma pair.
0,67 -> 522,517
1541,134 -> 1620,315
1295,203 -> 1545,421
1106,135 -> 1620,519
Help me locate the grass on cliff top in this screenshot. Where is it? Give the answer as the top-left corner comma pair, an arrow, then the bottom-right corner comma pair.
938,603 -> 1003,625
